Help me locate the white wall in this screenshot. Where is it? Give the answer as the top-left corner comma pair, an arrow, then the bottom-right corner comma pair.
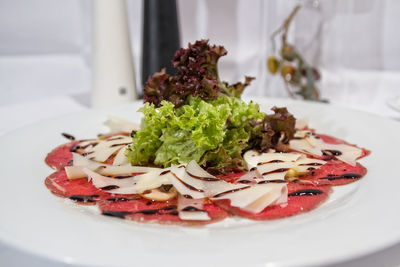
0,0 -> 399,105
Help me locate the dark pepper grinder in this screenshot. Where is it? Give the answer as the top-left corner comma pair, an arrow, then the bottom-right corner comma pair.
141,0 -> 181,91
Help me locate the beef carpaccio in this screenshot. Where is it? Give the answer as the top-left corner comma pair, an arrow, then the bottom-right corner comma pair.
44,124 -> 369,226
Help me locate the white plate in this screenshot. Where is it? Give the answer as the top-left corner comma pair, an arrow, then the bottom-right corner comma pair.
0,98 -> 399,267
387,95 -> 400,112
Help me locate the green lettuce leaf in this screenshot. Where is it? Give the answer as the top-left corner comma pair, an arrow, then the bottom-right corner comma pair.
126,96 -> 266,171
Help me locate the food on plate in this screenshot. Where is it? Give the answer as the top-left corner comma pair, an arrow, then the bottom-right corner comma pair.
44,40 -> 370,225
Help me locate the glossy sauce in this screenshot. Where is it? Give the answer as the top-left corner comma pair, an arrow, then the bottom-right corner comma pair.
288,189 -> 323,196
69,194 -> 100,203
213,186 -> 251,198
61,133 -> 75,141
320,173 -> 361,181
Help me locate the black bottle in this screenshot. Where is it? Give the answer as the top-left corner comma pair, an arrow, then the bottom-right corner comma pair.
141,0 -> 180,93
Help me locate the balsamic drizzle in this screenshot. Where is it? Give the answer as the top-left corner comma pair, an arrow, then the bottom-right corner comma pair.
106,136 -> 125,141
261,168 -> 289,176
61,132 -> 75,141
288,189 -> 323,196
68,194 -> 100,203
186,171 -> 220,182
102,205 -> 180,219
213,186 -> 251,198
102,211 -> 132,219
100,185 -> 120,190
113,175 -> 134,179
257,179 -> 287,184
182,206 -> 202,212
322,149 -> 342,156
319,173 -> 361,181
106,197 -> 135,202
257,160 -> 284,166
171,173 -> 204,193
110,142 -> 132,147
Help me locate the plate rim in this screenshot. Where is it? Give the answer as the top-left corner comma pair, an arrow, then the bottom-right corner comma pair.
1,97 -> 400,267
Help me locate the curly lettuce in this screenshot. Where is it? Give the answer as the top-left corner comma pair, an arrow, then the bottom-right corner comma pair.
126,96 -> 265,172
128,40 -> 296,173
143,40 -> 255,108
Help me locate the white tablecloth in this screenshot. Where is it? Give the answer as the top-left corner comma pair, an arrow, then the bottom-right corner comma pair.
0,94 -> 399,267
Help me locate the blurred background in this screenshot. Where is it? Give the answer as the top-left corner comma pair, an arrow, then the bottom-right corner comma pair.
0,0 -> 399,118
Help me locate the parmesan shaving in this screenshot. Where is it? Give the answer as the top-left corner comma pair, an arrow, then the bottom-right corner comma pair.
289,130 -> 363,166
65,153 -> 160,179
104,115 -> 140,133
84,135 -> 131,162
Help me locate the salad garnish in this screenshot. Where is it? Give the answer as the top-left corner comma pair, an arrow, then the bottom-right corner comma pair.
127,40 -> 295,174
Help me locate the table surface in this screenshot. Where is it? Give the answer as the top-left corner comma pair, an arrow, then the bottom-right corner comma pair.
0,95 -> 399,267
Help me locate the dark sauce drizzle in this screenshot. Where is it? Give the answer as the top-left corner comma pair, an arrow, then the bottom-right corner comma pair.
182,206 -> 202,212
106,136 -> 124,141
160,170 -> 171,175
136,209 -> 159,215
186,171 -> 220,182
257,160 -> 284,166
102,211 -> 132,219
257,179 -> 287,184
69,145 -> 81,152
110,142 -> 132,147
69,194 -> 100,203
61,132 -> 75,141
102,203 -> 180,219
113,175 -> 134,179
171,173 -> 204,193
100,185 -> 120,190
319,173 -> 361,181
162,205 -> 178,210
322,149 -> 342,156
213,186 -> 251,198
288,189 -> 323,196
261,168 -> 289,176
70,142 -> 99,152
81,151 -> 94,157
299,163 -> 323,166
106,197 -> 135,202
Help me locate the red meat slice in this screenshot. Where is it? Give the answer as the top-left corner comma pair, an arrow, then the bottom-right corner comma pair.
45,142 -> 77,170
214,183 -> 331,220
300,160 -> 367,186
98,198 -> 230,226
45,170 -> 112,205
217,171 -> 246,183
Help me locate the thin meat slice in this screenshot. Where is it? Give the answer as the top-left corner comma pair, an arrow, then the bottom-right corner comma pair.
98,198 -> 230,225
216,171 -> 247,183
45,133 -> 129,170
45,170 -> 112,205
300,160 -> 367,186
45,142 -> 77,170
214,183 -> 331,220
